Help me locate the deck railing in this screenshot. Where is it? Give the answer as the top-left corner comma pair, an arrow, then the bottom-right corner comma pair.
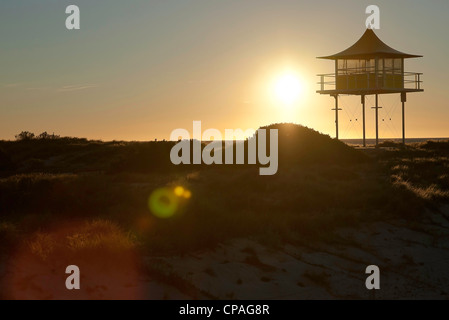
317,72 -> 423,92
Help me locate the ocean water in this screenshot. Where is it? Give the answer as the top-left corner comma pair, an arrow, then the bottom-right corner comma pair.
341,138 -> 449,147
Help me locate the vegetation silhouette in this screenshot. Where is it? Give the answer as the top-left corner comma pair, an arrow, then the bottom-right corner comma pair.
0,124 -> 448,264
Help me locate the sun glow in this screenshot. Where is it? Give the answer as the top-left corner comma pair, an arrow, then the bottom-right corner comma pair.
273,72 -> 304,105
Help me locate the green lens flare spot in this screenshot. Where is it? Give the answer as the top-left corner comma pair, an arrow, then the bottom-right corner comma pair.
148,188 -> 178,219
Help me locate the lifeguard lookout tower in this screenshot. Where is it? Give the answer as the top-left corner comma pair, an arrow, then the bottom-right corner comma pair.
317,28 -> 423,146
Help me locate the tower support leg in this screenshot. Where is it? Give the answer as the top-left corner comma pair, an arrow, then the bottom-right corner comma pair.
332,95 -> 341,140
362,95 -> 366,147
401,92 -> 407,145
375,94 -> 379,147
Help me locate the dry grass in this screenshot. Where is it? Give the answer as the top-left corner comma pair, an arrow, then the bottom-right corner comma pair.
392,176 -> 449,201
25,220 -> 137,268
389,155 -> 449,201
2,219 -> 142,300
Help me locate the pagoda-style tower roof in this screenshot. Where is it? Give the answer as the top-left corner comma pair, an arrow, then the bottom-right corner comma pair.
318,29 -> 422,60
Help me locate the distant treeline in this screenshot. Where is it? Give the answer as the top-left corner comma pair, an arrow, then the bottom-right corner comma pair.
15,131 -> 61,141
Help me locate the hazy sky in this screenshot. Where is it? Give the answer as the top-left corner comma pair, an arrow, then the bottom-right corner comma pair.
1,0 -> 448,140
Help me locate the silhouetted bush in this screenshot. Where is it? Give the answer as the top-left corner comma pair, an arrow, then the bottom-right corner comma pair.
37,132 -> 60,140
418,140 -> 449,152
15,131 -> 35,141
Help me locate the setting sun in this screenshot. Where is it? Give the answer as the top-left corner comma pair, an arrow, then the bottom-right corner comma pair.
274,73 -> 304,104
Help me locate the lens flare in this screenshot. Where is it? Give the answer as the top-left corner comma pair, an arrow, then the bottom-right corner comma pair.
174,186 -> 192,199
148,188 -> 178,219
183,190 -> 192,199
174,186 -> 185,197
135,216 -> 152,233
